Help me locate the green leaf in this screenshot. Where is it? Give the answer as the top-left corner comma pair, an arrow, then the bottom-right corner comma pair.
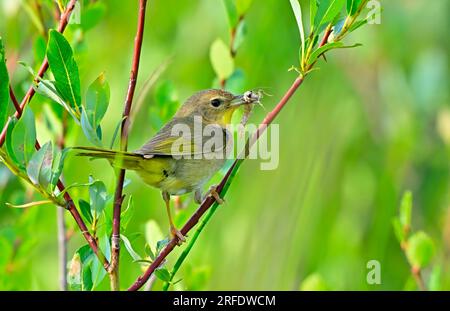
346,0 -> 363,16
121,234 -> 142,261
50,148 -> 68,189
145,220 -> 164,255
11,107 -> 36,168
81,108 -> 103,147
307,42 -> 361,65
314,0 -> 346,29
349,18 -> 367,32
308,41 -> 342,64
85,73 -> 110,127
68,252 -> 82,291
223,0 -> 238,27
90,235 -> 109,288
47,30 -> 81,114
0,37 -> 10,129
210,39 -> 234,81
26,141 -> 53,188
78,199 -> 93,224
232,20 -> 247,52
156,238 -> 170,254
109,116 -> 126,149
88,176 -> 108,215
289,0 -> 306,62
236,0 -> 252,15
155,268 -> 171,282
5,116 -> 18,165
406,231 -> 435,269
310,0 -> 318,30
121,196 -> 134,231
400,191 -> 412,230
392,218 -> 405,243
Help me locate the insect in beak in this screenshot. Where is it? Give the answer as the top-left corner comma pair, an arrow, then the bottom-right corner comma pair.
230,91 -> 261,107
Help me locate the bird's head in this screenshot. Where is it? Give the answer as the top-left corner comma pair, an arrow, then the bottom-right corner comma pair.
175,89 -> 259,126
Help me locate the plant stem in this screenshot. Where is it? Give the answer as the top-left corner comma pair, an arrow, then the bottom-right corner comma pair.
411,266 -> 427,291
57,111 -> 68,291
109,0 -> 148,291
57,206 -> 67,290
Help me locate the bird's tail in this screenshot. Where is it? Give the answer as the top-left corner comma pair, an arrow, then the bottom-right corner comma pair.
74,146 -> 144,170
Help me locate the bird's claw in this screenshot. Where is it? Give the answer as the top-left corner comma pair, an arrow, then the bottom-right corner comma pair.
207,185 -> 224,204
170,226 -> 186,246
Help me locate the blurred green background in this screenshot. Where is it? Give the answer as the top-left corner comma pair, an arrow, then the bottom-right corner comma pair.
0,0 -> 449,290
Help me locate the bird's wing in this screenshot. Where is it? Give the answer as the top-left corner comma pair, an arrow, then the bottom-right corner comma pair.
135,116 -> 230,157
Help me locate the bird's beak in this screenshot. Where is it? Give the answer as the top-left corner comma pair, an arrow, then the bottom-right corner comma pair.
230,91 -> 260,107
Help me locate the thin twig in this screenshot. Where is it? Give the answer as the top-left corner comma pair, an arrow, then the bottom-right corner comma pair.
56,110 -> 68,291
109,0 -> 148,291
411,266 -> 427,291
57,205 -> 67,290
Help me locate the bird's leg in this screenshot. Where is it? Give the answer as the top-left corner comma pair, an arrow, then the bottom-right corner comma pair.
162,191 -> 186,245
203,184 -> 224,204
194,188 -> 202,204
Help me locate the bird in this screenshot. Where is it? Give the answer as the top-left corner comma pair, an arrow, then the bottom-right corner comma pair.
76,89 -> 260,244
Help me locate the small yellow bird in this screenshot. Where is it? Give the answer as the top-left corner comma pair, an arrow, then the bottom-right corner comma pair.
77,89 -> 260,243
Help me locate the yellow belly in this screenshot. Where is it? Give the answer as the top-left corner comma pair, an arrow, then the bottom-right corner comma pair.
136,157 -> 226,195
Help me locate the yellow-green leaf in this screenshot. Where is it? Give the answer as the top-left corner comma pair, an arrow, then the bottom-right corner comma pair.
210,39 -> 234,81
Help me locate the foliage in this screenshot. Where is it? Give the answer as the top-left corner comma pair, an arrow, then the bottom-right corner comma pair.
0,0 -> 448,291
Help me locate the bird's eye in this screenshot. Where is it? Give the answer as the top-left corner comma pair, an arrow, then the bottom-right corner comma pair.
210,98 -> 222,108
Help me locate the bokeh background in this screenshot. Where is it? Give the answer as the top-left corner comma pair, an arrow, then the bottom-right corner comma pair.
0,0 -> 449,290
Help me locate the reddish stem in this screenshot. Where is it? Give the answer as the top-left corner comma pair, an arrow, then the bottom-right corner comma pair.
109,0 -> 148,289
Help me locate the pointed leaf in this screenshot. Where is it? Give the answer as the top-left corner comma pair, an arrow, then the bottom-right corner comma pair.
346,0 -> 363,16
88,176 -> 108,215
121,234 -> 142,261
47,30 -> 81,113
85,73 -> 110,126
0,37 -> 9,129
314,0 -> 346,29
81,108 -> 103,147
26,141 -> 53,188
11,107 -> 36,168
290,0 -> 306,62
223,0 -> 238,27
400,191 -> 412,230
155,268 -> 171,282
78,199 -> 93,224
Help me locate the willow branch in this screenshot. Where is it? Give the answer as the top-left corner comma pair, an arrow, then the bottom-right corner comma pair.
109,0 -> 148,290
2,0 -> 110,272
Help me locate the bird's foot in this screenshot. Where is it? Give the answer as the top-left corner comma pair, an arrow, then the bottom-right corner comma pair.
206,185 -> 224,205
170,226 -> 186,245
